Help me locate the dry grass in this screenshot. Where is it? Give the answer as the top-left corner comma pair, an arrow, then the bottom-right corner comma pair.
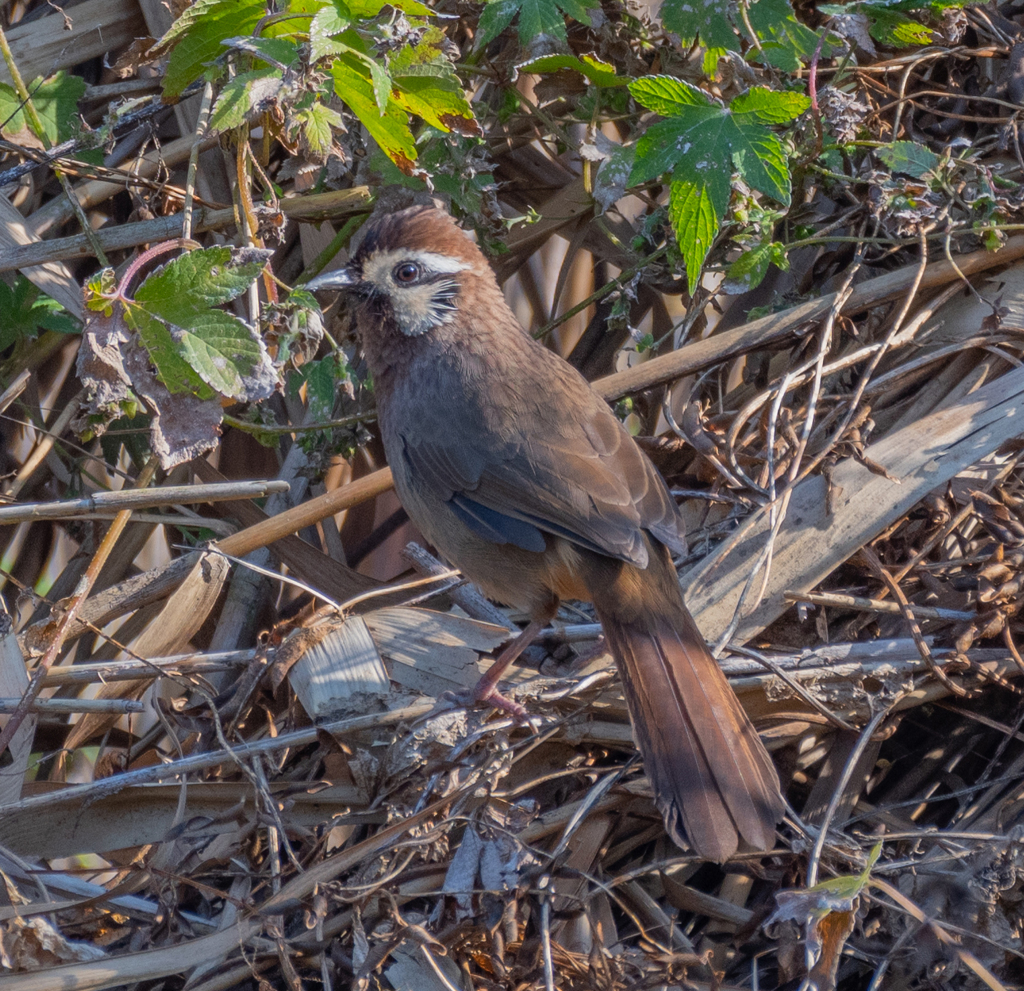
1,1 -> 1024,989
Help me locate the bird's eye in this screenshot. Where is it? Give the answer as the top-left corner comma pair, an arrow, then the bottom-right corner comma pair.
394,262 -> 420,284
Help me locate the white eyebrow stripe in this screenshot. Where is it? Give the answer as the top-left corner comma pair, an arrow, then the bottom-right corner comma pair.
364,248 -> 473,279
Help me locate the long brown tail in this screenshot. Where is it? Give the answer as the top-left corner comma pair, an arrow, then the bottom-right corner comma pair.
585,545 -> 784,862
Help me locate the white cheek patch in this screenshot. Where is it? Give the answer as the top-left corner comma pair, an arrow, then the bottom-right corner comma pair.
392,282 -> 458,336
361,249 -> 469,336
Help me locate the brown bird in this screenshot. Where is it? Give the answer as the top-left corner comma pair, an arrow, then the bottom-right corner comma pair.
308,205 -> 784,861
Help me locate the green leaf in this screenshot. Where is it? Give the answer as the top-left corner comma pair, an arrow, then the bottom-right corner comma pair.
292,100 -> 344,157
630,79 -> 804,290
155,0 -> 242,49
630,82 -> 800,205
368,57 -> 391,113
748,0 -> 824,69
734,124 -> 791,203
516,53 -> 626,86
0,71 -> 85,145
303,356 -> 337,422
125,304 -> 215,398
660,0 -> 822,65
818,0 -> 942,46
310,3 -> 351,61
877,140 -> 940,178
161,0 -> 265,100
347,0 -> 431,14
477,0 -> 596,46
391,63 -> 480,134
669,167 -> 730,294
867,7 -> 933,44
520,0 -> 571,40
134,246 -> 272,321
223,36 -> 300,69
390,32 -> 480,136
725,240 -> 787,291
660,0 -> 736,50
630,76 -> 710,117
126,247 -> 277,402
477,0 -> 520,43
209,68 -> 284,133
0,276 -> 76,350
170,309 -> 272,400
332,55 -> 419,174
629,110 -> 720,186
85,269 -> 118,314
731,86 -> 811,125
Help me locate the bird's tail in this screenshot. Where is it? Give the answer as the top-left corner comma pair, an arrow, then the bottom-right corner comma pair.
586,549 -> 783,862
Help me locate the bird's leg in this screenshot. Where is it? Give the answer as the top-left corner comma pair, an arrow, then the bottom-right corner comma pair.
471,618 -> 547,718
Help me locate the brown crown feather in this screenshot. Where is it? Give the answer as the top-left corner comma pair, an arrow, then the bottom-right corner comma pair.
355,205 -> 485,268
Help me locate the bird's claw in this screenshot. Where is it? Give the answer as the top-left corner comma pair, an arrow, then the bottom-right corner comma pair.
442,685 -> 530,723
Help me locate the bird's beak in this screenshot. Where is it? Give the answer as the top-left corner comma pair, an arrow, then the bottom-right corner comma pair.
305,266 -> 358,293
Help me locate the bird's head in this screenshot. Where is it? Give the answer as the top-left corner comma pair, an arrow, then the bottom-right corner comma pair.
306,205 -> 494,339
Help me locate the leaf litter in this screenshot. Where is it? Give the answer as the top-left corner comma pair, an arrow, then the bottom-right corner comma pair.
5,0 -> 1024,988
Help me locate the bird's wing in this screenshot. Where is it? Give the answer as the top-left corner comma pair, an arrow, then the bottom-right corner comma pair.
396,382 -> 684,568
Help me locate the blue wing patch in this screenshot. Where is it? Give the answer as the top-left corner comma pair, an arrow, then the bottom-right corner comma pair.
449,495 -> 548,553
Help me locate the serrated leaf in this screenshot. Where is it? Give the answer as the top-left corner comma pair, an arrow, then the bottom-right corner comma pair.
310,3 -> 351,61
390,36 -> 480,136
134,247 -> 272,321
869,7 -> 933,44
293,100 -> 344,157
161,0 -> 265,100
347,0 -> 431,13
477,0 -> 595,46
520,0 -> 571,40
659,0 -> 824,65
731,86 -> 810,125
391,65 -> 480,134
153,0 -> 240,51
222,36 -> 300,69
669,167 -> 730,294
477,0 -> 520,44
877,140 -> 940,178
170,309 -> 274,400
660,0 -> 737,50
630,83 -> 802,290
0,71 -> 85,145
629,111 -> 720,186
630,90 -> 797,205
734,123 -> 791,203
332,55 -> 419,173
725,240 -> 787,292
125,304 -> 214,398
629,75 -> 710,117
368,57 -> 391,113
517,53 -> 625,86
303,356 -> 337,422
209,68 -> 284,133
748,0 -> 824,68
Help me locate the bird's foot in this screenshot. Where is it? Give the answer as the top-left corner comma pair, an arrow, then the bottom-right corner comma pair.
442,683 -> 530,722
473,682 -> 530,722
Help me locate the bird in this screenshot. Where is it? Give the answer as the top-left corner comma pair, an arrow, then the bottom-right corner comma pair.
307,204 -> 784,861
